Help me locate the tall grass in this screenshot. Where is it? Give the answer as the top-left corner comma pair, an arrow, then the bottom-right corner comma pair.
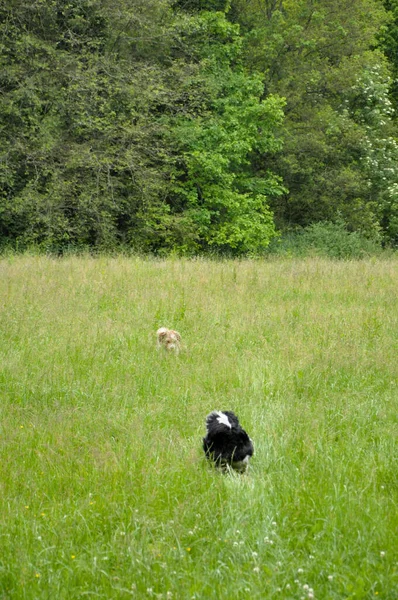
0,256 -> 397,599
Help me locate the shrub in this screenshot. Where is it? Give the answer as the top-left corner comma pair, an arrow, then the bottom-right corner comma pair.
267,220 -> 384,259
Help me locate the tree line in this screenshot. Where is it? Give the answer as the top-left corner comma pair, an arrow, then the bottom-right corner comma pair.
1,0 -> 398,254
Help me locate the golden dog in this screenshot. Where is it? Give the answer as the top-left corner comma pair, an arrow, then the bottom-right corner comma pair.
156,327 -> 182,354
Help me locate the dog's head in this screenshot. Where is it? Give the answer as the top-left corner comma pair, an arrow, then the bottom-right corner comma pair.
156,327 -> 181,352
203,411 -> 254,472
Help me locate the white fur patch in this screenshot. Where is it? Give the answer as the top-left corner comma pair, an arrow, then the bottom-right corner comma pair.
216,411 -> 232,429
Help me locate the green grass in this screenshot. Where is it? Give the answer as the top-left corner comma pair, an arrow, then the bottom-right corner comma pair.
0,255 -> 397,599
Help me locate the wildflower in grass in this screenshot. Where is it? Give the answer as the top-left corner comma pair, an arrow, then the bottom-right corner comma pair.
308,594 -> 314,599
186,548 -> 191,552
253,567 -> 260,573
25,506 -> 29,509
298,568 -> 304,574
40,513 -> 45,517
286,584 -> 291,590
380,551 -> 385,557
20,425 -> 24,429
272,522 -> 277,527
328,575 -> 333,581
252,551 -> 258,558
303,584 -> 309,591
35,573 -> 40,578
71,555 -> 76,560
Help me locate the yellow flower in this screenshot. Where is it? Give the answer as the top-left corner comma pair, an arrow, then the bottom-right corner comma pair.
186,548 -> 191,552
35,573 -> 40,578
71,555 -> 76,560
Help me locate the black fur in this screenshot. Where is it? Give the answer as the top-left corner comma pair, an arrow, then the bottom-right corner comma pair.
203,411 -> 254,472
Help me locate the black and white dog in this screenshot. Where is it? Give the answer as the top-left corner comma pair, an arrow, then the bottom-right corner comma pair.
203,411 -> 254,473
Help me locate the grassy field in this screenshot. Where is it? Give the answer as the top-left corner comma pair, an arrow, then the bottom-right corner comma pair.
0,255 -> 397,599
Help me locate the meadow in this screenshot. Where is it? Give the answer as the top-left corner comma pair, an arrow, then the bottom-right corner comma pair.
0,255 -> 397,599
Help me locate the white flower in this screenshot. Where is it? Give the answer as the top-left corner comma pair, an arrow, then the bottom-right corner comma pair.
328,575 -> 333,581
298,568 -> 304,574
253,567 -> 260,573
303,584 -> 309,591
252,552 -> 258,558
380,551 -> 386,558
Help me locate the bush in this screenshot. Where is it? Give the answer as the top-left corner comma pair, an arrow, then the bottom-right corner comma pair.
267,220 -> 384,259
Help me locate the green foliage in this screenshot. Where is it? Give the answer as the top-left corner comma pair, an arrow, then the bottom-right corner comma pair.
166,11 -> 285,254
1,0 -> 398,253
267,220 -> 384,259
173,0 -> 230,10
231,0 -> 398,245
0,0 -> 284,255
378,0 -> 398,108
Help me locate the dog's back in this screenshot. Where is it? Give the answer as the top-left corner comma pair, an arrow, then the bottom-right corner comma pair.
203,411 -> 253,472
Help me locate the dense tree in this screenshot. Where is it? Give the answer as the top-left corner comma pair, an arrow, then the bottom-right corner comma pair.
231,0 -> 398,243
0,0 -> 284,253
1,0 -> 398,253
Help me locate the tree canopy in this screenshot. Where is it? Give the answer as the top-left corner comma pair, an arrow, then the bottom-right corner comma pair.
0,0 -> 397,253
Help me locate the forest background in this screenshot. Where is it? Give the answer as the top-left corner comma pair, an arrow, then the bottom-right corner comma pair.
2,0 -> 398,256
